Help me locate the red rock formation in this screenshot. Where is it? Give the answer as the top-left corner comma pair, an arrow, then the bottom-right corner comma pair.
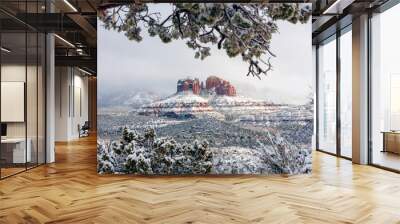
206,76 -> 236,96
177,76 -> 236,96
206,76 -> 222,90
177,78 -> 201,94
192,79 -> 201,95
227,85 -> 236,96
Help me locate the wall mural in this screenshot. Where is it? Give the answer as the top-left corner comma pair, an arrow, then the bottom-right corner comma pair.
97,3 -> 313,175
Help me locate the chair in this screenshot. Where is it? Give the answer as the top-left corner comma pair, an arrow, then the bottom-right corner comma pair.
78,121 -> 90,138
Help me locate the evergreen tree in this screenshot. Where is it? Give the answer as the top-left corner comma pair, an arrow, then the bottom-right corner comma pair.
97,142 -> 116,174
99,3 -> 311,78
122,126 -> 130,143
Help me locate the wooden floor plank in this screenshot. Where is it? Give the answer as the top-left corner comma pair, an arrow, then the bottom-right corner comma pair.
0,135 -> 400,223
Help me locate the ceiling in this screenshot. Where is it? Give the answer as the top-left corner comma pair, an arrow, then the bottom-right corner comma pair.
0,0 -> 98,74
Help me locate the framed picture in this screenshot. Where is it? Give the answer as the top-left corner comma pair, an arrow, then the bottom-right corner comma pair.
97,2 -> 313,175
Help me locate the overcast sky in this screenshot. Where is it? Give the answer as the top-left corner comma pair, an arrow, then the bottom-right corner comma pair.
98,4 -> 313,104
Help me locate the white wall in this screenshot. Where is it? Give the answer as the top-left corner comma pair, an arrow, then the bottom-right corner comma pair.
71,72 -> 89,138
55,67 -> 70,141
55,67 -> 89,141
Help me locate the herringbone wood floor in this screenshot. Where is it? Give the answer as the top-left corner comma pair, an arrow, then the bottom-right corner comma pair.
1,135 -> 400,224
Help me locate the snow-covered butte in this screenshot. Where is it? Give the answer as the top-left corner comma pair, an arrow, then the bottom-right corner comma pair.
138,90 -> 291,117
139,91 -> 215,115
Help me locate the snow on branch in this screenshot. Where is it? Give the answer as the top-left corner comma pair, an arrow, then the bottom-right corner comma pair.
99,3 -> 311,78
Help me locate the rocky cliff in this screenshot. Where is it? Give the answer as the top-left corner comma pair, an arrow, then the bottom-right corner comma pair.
177,76 -> 236,97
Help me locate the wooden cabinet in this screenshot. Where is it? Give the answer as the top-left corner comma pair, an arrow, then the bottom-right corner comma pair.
382,132 -> 400,154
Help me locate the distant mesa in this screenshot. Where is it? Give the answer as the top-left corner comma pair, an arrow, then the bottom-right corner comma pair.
139,75 -> 271,118
177,76 -> 236,97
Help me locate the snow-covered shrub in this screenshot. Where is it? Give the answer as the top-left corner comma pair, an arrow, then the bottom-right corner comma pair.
98,160 -> 115,174
258,132 -> 312,175
98,127 -> 213,175
98,124 -> 311,175
97,141 -> 116,174
125,150 -> 153,174
191,140 -> 213,174
212,147 -> 264,174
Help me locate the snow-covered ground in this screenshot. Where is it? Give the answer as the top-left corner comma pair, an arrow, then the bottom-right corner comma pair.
209,95 -> 277,112
212,146 -> 265,174
139,92 -> 215,114
98,89 -> 313,175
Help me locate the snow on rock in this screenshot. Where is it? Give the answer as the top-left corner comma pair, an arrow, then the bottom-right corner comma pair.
139,92 -> 283,117
139,91 -> 215,115
209,95 -> 278,113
